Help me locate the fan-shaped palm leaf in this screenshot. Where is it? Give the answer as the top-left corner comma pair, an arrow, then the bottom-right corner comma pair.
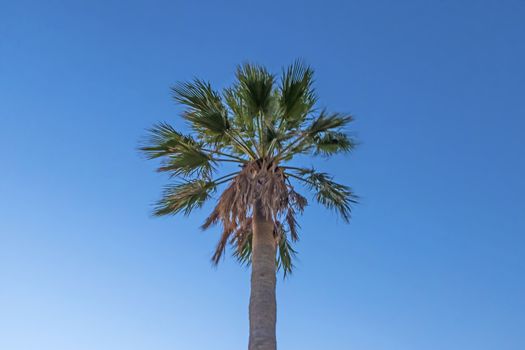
286,167 -> 357,222
154,180 -> 217,216
279,60 -> 317,128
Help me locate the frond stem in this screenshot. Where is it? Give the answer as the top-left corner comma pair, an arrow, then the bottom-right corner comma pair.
215,174 -> 239,185
281,166 -> 306,172
202,148 -> 247,162
275,133 -> 308,161
284,172 -> 316,186
226,130 -> 258,159
213,158 -> 245,163
257,111 -> 265,157
213,171 -> 240,184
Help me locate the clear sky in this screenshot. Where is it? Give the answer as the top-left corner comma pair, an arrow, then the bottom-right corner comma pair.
1,1 -> 524,349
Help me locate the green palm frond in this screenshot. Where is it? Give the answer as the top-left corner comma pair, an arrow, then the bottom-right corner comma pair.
172,79 -> 224,114
264,124 -> 291,151
312,131 -> 356,156
235,63 -> 275,116
172,79 -> 231,143
141,123 -> 215,178
158,148 -> 214,178
224,86 -> 254,133
287,168 -> 357,222
279,60 -> 317,128
274,109 -> 354,160
154,179 -> 216,216
306,110 -> 353,135
140,123 -> 195,159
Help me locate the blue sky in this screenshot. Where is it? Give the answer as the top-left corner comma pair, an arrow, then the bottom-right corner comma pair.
1,0 -> 524,349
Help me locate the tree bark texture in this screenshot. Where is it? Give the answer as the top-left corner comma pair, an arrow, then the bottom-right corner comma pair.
248,203 -> 277,350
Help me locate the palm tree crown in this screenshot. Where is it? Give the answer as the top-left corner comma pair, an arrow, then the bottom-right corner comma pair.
141,61 -> 357,275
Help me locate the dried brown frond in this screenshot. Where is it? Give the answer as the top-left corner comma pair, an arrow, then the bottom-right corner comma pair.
204,157 -> 307,264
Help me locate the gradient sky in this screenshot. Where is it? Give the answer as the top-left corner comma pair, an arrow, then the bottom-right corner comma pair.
1,1 -> 524,349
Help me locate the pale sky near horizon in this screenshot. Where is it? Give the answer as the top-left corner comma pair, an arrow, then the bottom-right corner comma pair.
1,1 -> 524,349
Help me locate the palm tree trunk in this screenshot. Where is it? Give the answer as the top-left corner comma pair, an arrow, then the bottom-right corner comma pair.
248,202 -> 277,350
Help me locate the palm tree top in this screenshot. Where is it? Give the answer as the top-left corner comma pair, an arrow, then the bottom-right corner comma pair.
141,60 -> 357,276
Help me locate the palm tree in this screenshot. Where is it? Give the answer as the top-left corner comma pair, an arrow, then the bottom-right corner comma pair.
141,61 -> 357,350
